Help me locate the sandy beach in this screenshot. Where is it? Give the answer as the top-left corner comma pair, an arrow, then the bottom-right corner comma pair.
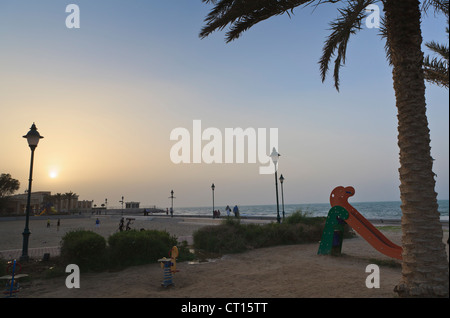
1,214 -> 448,298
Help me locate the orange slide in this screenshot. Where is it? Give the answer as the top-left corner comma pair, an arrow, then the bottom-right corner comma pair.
330,186 -> 402,260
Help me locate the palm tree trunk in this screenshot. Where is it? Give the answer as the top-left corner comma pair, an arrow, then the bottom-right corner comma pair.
383,0 -> 449,297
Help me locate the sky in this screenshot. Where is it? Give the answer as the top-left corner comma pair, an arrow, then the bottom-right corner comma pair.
0,1 -> 448,209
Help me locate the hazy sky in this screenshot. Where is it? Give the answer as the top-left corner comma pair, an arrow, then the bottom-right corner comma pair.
1,1 -> 448,209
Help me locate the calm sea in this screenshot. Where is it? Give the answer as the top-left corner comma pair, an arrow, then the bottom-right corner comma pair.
175,200 -> 449,221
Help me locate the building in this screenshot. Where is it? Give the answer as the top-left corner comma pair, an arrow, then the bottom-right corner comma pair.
4,191 -> 51,215
77,200 -> 93,210
4,191 -> 91,215
125,201 -> 140,209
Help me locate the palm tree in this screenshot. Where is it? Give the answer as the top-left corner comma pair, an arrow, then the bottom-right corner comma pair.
53,193 -> 63,213
64,191 -> 78,213
423,2 -> 449,88
200,0 -> 449,297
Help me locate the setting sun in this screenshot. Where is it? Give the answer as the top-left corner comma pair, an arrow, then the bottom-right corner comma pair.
49,170 -> 58,179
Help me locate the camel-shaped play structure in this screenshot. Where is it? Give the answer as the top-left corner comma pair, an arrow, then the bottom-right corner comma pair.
318,186 -> 402,260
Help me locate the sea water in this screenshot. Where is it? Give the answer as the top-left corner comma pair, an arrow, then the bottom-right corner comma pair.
175,200 -> 449,221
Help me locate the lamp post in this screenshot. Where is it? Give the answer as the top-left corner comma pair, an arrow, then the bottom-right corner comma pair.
279,174 -> 285,221
120,196 -> 124,216
169,190 -> 175,217
270,147 -> 281,223
211,183 -> 215,218
21,123 -> 44,261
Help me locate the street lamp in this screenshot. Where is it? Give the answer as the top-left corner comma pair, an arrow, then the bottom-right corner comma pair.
120,196 -> 124,216
211,183 -> 215,218
270,147 -> 281,223
21,123 -> 44,261
169,190 -> 175,217
279,174 -> 285,221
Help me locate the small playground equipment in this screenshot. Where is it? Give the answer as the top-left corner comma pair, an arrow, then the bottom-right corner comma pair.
318,186 -> 402,260
317,206 -> 349,256
158,246 -> 179,287
39,203 -> 57,216
0,259 -> 28,298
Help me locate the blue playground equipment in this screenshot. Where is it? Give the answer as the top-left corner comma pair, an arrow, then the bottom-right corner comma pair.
1,259 -> 27,297
158,246 -> 179,287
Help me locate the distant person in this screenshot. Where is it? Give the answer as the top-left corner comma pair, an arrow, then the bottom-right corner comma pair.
166,208 -> 169,215
95,218 -> 100,228
233,205 -> 240,218
126,218 -> 133,231
119,217 -> 124,232
57,219 -> 60,231
170,207 -> 173,218
47,218 -> 50,228
216,209 -> 221,218
226,205 -> 231,217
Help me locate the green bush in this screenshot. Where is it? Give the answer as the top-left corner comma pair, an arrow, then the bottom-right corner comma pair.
193,219 -> 248,253
60,230 -> 107,272
193,213 -> 327,254
0,258 -> 6,276
107,230 -> 178,267
59,228 -> 194,272
284,210 -> 325,226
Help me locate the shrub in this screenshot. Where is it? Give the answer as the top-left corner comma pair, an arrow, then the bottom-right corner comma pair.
0,258 -> 6,276
107,230 -> 178,267
284,210 -> 325,226
60,230 -> 107,272
193,221 -> 247,254
193,213 -> 327,254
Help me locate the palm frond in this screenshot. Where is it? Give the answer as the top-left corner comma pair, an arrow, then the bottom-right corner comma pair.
423,1 -> 449,88
200,0 -> 315,42
424,57 -> 449,88
319,0 -> 377,91
422,0 -> 449,16
378,16 -> 392,65
426,40 -> 449,60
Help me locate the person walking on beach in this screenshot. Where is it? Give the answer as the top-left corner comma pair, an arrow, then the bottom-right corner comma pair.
126,218 -> 133,231
233,205 -> 240,218
226,205 -> 231,217
57,218 -> 60,231
118,217 -> 124,232
95,218 -> 100,229
46,218 -> 50,228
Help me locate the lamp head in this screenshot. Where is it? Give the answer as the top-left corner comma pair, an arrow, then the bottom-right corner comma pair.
23,123 -> 43,149
270,147 -> 280,164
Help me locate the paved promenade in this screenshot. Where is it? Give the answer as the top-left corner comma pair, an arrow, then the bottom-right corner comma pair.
0,246 -> 61,261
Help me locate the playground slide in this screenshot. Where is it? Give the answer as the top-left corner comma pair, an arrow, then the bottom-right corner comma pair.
330,186 -> 402,260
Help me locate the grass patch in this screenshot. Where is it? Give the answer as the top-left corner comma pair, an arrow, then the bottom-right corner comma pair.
376,225 -> 401,232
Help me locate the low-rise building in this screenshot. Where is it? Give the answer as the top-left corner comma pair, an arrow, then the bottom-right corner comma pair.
4,191 -> 91,215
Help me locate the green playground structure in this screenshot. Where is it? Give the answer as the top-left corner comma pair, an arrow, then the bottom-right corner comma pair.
317,206 -> 349,256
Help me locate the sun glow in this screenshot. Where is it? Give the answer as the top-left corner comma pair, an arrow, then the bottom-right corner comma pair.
49,170 -> 58,179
